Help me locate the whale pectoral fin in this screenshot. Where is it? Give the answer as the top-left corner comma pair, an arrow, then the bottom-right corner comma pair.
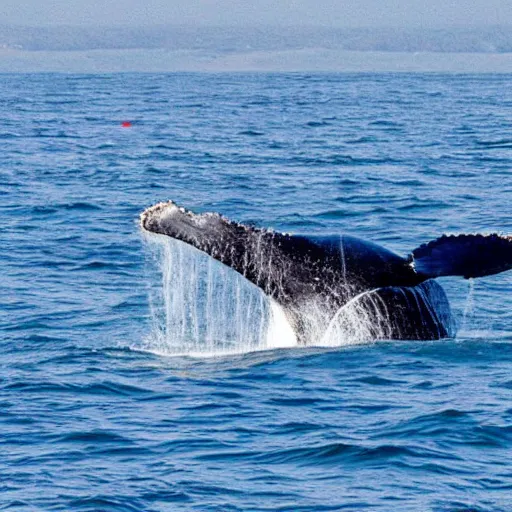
412,234 -> 512,279
140,201 -> 344,306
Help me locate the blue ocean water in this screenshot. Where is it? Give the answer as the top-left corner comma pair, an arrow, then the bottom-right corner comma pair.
1,72 -> 512,511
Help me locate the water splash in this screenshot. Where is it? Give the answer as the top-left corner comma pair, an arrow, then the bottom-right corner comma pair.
141,234 -> 394,355
140,235 -> 453,356
141,234 -> 297,356
319,289 -> 385,346
461,278 -> 475,333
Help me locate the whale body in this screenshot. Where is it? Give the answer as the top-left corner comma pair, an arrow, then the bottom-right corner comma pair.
141,201 -> 512,343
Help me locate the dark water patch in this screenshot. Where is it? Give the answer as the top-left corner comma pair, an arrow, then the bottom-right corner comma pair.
276,421 -> 325,434
336,178 -> 361,186
158,437 -> 234,453
1,500 -> 35,510
95,142 -> 117,149
88,445 -> 153,457
210,390 -> 244,400
67,496 -> 144,512
343,403 -> 402,413
0,132 -> 21,139
239,129 -> 265,136
286,154 -> 354,166
196,439 -> 461,467
478,478 -> 512,491
268,396 -> 326,406
71,260 -> 137,272
313,209 -> 365,220
474,156 -> 512,165
24,334 -> 67,345
31,205 -> 58,215
389,179 -> 426,187
411,380 -> 454,390
467,424 -> 512,448
306,120 -> 331,127
60,201 -> 102,211
347,135 -> 380,144
3,380 -> 151,397
31,130 -> 77,139
149,143 -> 183,151
493,379 -> 512,389
176,102 -> 209,108
146,181 -> 166,189
456,193 -> 483,201
55,429 -> 134,445
374,409 -> 474,439
139,489 -> 191,504
246,98 -> 272,106
397,200 -> 450,212
391,459 -> 461,476
174,480 -> 247,499
352,375 -> 406,386
177,401 -> 229,412
369,120 -> 405,130
474,138 -> 512,149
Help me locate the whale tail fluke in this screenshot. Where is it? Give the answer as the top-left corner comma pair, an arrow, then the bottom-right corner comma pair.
412,234 -> 512,279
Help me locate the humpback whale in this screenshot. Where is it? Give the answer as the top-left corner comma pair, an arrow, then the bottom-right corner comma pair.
141,201 -> 512,343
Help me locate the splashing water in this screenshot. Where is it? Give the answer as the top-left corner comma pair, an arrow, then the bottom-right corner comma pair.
319,289 -> 386,346
461,278 -> 476,334
141,234 -> 297,356
140,235 -> 452,356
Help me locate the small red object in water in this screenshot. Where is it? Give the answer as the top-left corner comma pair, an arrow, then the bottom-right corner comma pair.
121,121 -> 132,128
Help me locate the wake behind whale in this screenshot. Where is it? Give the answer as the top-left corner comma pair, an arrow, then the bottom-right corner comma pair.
140,201 -> 512,355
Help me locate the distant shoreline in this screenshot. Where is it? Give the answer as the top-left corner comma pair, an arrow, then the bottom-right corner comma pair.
2,48 -> 512,73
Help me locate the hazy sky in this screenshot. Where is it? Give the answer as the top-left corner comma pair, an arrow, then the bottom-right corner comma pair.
1,0 -> 510,28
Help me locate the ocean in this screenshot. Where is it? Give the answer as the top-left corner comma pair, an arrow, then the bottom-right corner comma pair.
1,72 -> 511,511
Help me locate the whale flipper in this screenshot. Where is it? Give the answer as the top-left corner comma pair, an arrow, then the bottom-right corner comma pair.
412,234 -> 512,279
140,201 -> 351,309
141,202 -> 512,302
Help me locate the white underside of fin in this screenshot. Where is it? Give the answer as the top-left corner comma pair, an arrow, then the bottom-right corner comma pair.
266,300 -> 298,349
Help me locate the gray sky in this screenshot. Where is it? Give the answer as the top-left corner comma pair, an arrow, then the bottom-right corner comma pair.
1,0 -> 510,27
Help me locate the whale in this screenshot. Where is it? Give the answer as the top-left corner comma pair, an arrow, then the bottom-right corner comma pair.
141,201 -> 512,343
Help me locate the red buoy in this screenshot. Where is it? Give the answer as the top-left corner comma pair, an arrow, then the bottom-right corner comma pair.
121,121 -> 132,128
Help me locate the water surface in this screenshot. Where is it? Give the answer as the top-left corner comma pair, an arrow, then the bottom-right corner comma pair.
1,73 -> 512,511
